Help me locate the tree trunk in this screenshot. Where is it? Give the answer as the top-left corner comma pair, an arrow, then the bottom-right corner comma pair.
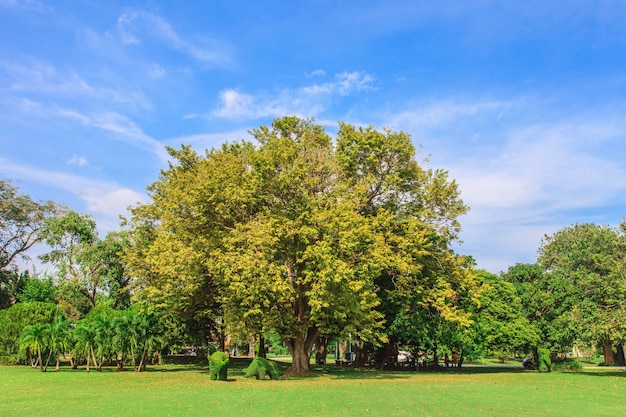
91,347 -> 99,371
37,349 -> 44,372
603,336 -> 616,365
259,336 -> 266,359
352,337 -> 366,368
85,354 -> 90,372
284,328 -> 319,374
43,349 -> 52,372
315,337 -> 328,365
248,336 -> 256,357
137,350 -> 146,372
130,345 -> 136,370
376,339 -> 396,371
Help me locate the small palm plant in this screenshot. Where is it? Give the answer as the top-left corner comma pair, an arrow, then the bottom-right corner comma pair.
21,324 -> 50,372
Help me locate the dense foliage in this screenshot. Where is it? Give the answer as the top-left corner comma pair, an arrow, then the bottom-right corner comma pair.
2,118 -> 626,374
125,117 -> 470,373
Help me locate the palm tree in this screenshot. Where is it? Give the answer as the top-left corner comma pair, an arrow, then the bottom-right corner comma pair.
74,321 -> 97,372
21,324 -> 50,372
92,313 -> 115,371
112,314 -> 133,370
132,313 -> 164,372
48,316 -> 72,371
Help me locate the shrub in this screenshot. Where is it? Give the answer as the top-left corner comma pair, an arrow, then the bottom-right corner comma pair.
537,348 -> 551,372
0,302 -> 62,364
208,351 -> 229,381
244,357 -> 282,380
552,360 -> 583,372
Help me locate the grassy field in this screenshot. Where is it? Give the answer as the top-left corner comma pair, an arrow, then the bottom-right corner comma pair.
1,360 -> 624,417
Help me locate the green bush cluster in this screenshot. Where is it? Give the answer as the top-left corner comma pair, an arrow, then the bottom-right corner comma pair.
551,360 -> 583,372
537,348 -> 551,372
208,351 -> 229,381
0,302 -> 62,364
244,357 -> 282,380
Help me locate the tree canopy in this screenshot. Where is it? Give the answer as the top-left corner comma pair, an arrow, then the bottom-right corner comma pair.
126,116 -> 469,373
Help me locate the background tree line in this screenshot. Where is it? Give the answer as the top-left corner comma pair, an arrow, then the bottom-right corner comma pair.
2,117 -> 626,373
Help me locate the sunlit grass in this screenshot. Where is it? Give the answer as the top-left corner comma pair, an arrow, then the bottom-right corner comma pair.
1,360 -> 624,417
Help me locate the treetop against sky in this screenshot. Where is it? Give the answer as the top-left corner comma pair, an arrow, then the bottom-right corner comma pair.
2,1 -> 626,273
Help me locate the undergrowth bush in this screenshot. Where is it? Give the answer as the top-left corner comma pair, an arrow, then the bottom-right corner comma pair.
552,360 -> 583,372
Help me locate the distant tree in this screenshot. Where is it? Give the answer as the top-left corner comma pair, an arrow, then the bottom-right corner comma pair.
471,270 -> 539,359
0,179 -> 57,270
0,269 -> 24,309
18,274 -> 57,304
502,263 -> 576,354
537,223 -> 626,365
39,210 -> 98,307
40,212 -> 132,311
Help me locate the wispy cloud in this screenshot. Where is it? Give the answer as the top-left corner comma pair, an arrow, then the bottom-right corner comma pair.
0,158 -> 146,227
302,71 -> 376,96
165,128 -> 253,152
116,9 -> 233,67
211,71 -> 375,120
4,97 -> 168,163
382,96 -> 626,272
67,155 -> 89,167
0,0 -> 49,12
0,58 -> 151,109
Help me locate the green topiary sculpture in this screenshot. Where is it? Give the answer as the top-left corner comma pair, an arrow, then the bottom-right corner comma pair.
209,351 -> 229,381
537,348 -> 551,372
244,357 -> 282,380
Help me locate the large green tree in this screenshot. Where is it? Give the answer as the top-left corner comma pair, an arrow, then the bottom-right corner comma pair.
127,117 -> 468,374
537,223 -> 626,364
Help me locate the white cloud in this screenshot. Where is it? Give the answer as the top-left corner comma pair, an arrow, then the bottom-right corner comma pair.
116,10 -> 233,67
0,158 -> 147,223
379,97 -> 626,273
306,69 -> 327,77
0,59 -> 151,109
211,71 -> 375,120
166,129 -> 253,152
302,71 -> 376,96
81,187 -> 145,218
67,155 -> 89,167
4,98 -> 169,164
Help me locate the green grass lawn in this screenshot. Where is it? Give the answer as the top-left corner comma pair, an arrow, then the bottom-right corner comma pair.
1,360 -> 624,417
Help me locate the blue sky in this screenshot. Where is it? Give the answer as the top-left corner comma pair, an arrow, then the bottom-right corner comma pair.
2,0 -> 626,273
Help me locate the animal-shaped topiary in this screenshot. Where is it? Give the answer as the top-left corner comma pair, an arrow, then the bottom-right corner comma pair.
208,351 -> 229,381
244,357 -> 282,380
